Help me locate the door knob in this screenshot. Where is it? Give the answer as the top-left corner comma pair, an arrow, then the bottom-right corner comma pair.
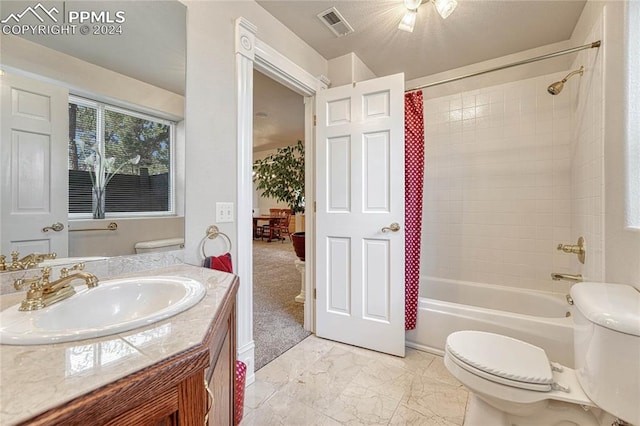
381,222 -> 401,232
42,222 -> 64,232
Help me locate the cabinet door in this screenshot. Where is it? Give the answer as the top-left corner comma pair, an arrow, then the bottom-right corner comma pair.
207,329 -> 233,426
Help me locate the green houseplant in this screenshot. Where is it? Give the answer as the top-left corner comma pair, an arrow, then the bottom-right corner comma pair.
253,140 -> 305,214
253,140 -> 305,260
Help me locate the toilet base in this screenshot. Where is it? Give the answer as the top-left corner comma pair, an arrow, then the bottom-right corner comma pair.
464,395 -> 510,426
464,395 -> 614,426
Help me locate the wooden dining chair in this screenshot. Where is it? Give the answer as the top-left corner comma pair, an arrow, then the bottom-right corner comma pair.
272,209 -> 292,242
260,209 -> 282,240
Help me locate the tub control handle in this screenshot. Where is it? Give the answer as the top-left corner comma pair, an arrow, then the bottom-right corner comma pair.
382,223 -> 401,233
556,236 -> 585,264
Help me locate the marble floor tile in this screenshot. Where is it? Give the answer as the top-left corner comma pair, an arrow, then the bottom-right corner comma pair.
350,360 -> 415,402
320,384 -> 401,426
421,356 -> 462,386
389,404 -> 462,426
240,397 -> 342,426
243,377 -> 279,410
242,336 -> 469,426
402,375 -> 468,425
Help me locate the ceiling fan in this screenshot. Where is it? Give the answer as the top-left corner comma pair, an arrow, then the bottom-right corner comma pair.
399,0 -> 458,32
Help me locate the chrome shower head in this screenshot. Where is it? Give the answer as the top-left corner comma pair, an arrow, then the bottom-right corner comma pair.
547,66 -> 584,95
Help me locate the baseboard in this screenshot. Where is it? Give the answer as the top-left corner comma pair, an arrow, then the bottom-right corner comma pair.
237,340 -> 256,386
405,340 -> 445,357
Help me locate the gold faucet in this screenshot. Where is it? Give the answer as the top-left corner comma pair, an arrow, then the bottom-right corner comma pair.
551,272 -> 583,283
2,251 -> 57,271
13,263 -> 98,311
21,252 -> 57,265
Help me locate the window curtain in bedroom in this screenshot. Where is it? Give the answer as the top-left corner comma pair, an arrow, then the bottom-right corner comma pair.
404,90 -> 424,330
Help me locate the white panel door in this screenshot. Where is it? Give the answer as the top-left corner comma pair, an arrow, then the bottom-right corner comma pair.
0,72 -> 69,256
316,73 -> 405,356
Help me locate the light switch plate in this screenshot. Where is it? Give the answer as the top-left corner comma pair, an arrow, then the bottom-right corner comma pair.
216,202 -> 234,223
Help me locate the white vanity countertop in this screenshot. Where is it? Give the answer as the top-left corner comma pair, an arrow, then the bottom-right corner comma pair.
0,264 -> 236,425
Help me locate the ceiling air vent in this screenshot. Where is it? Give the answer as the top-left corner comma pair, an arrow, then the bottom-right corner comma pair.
317,7 -> 354,37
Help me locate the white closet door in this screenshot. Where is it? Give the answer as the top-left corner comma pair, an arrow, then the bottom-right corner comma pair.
0,72 -> 69,256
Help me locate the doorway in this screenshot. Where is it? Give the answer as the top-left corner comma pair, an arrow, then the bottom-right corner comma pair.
252,69 -> 309,370
234,17 -> 325,384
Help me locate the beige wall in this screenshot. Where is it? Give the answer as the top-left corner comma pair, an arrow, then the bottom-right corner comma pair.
328,52 -> 377,87
69,217 -> 184,257
182,1 -> 327,267
0,35 -> 184,120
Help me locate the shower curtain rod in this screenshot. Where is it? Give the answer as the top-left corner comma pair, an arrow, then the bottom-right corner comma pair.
405,40 -> 601,92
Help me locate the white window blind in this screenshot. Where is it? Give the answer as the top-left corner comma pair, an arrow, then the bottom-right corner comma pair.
68,96 -> 175,216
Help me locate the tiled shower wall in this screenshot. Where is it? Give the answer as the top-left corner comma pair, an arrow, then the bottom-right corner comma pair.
420,72 -> 579,293
570,16 -> 605,283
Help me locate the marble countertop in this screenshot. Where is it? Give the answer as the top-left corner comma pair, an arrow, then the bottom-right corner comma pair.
0,264 -> 236,425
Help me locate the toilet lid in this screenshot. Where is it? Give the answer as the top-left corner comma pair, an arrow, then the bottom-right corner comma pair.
446,331 -> 554,392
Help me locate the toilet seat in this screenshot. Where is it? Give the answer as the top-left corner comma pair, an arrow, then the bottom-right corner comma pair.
446,331 -> 554,392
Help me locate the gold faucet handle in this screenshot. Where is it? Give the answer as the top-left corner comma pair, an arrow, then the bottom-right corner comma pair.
0,255 -> 6,271
14,274 -> 42,290
9,251 -> 21,269
60,263 -> 85,278
40,267 -> 52,284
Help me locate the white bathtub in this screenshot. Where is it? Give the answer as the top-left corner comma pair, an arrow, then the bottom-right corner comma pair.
405,276 -> 575,367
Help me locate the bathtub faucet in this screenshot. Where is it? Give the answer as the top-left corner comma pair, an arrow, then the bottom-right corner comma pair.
551,272 -> 583,283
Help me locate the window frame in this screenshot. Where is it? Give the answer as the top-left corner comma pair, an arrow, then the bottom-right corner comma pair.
68,95 -> 177,219
626,0 -> 640,231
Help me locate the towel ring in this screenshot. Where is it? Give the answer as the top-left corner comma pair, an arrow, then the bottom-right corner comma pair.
201,225 -> 232,258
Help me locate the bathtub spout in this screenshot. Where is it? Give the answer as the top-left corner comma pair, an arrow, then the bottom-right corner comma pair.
551,272 -> 583,283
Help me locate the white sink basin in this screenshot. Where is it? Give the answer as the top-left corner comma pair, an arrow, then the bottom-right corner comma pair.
0,276 -> 206,345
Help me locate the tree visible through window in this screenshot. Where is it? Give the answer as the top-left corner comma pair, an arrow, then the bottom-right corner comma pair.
68,97 -> 174,216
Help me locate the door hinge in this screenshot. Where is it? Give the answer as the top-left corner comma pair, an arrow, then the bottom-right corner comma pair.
314,201 -> 316,213
314,288 -> 317,299
313,115 -> 317,126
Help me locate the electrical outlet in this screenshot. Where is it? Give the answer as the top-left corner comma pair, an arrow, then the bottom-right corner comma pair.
216,202 -> 234,223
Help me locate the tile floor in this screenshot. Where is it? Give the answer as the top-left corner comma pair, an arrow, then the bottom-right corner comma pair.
241,335 -> 469,425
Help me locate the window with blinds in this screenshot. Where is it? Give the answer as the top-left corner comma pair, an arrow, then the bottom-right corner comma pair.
68,96 -> 175,216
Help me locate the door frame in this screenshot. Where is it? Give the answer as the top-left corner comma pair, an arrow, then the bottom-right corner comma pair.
234,17 -> 328,385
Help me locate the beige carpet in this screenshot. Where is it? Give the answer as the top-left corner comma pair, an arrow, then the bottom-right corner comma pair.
253,239 -> 310,371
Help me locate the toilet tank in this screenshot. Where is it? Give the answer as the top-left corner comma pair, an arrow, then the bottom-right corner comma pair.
134,237 -> 185,254
570,282 -> 640,425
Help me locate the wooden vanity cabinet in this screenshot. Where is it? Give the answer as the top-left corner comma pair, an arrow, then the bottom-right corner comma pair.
19,277 -> 239,426
206,302 -> 236,425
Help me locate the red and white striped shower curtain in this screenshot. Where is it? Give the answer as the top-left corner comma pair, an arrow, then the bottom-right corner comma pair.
404,90 -> 424,330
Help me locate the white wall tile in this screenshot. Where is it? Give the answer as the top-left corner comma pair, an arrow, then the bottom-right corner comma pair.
421,71 -> 580,291
569,18 -> 605,283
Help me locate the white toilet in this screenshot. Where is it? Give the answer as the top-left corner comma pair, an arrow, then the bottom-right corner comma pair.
444,282 -> 640,426
134,237 -> 185,254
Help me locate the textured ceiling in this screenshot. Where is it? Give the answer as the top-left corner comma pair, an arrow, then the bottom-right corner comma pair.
253,70 -> 305,152
256,0 -> 587,81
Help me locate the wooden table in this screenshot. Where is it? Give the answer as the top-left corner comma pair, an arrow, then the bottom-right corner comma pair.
252,216 -> 281,242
